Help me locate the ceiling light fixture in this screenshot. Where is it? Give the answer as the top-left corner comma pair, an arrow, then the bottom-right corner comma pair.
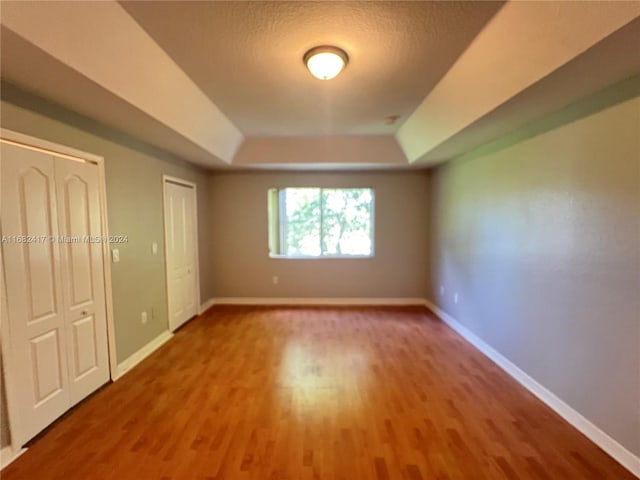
303,46 -> 349,80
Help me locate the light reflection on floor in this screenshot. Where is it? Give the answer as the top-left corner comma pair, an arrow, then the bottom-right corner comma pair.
276,336 -> 371,419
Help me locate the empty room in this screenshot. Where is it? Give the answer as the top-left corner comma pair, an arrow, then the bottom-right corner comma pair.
0,1 -> 639,479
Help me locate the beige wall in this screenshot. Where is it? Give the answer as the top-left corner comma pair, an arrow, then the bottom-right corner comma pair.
208,171 -> 430,299
0,83 -> 215,363
427,86 -> 640,456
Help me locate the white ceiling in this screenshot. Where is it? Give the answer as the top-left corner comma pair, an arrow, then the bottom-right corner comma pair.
0,1 -> 638,170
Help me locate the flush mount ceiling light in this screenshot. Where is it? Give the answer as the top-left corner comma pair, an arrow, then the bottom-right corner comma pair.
303,46 -> 349,80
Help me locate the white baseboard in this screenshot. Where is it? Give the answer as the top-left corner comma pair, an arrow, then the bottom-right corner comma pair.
424,300 -> 640,477
1,445 -> 26,470
199,298 -> 215,315
212,297 -> 427,306
114,330 -> 173,380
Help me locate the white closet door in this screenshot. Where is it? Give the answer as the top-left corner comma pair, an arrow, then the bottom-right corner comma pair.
54,157 -> 110,406
1,143 -> 70,446
164,181 -> 197,331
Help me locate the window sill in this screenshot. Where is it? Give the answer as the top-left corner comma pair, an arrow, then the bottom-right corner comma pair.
269,254 -> 374,260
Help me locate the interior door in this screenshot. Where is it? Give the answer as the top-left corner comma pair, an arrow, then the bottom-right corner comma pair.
54,156 -> 110,406
164,180 -> 197,331
1,143 -> 71,446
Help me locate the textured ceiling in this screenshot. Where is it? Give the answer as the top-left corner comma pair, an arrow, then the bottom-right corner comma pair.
121,1 -> 504,136
396,1 -> 640,164
1,1 -> 637,170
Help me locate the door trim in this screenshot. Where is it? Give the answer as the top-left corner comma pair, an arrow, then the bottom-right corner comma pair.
0,129 -> 118,453
162,175 -> 201,332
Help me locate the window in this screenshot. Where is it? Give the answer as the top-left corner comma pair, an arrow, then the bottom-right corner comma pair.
268,188 -> 374,258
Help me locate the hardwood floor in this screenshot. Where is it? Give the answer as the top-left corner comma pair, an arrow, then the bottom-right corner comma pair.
2,306 -> 633,479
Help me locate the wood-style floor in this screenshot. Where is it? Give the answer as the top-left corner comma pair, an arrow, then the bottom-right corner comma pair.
2,306 -> 633,479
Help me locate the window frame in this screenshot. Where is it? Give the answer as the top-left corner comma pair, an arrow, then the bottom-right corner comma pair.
268,187 -> 375,259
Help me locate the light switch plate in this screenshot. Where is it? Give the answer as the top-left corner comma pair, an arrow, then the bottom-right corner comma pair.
112,248 -> 120,263
151,242 -> 158,255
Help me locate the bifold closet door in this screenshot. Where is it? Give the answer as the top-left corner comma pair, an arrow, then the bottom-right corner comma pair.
54,156 -> 110,406
1,143 -> 71,446
1,142 -> 110,447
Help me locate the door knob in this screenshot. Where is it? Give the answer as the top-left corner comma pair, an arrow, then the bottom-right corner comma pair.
81,310 -> 89,316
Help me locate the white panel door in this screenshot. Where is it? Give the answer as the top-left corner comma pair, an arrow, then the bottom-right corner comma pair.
164,181 -> 197,331
1,143 -> 71,446
54,157 -> 110,406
